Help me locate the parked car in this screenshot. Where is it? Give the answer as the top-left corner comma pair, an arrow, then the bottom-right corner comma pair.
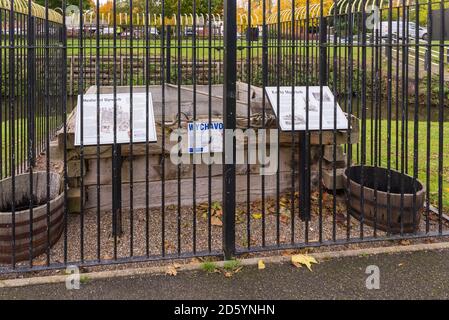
102,27 -> 122,36
149,27 -> 160,37
184,27 -> 195,37
380,21 -> 428,40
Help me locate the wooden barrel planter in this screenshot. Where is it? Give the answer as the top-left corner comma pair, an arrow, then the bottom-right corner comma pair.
343,166 -> 425,233
0,172 -> 64,264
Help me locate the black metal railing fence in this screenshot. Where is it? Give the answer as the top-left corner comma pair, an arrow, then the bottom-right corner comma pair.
0,0 -> 447,274
0,4 -> 65,179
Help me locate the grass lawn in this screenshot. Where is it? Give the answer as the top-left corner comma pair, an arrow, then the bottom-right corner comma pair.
1,116 -> 57,178
363,118 -> 449,213
1,118 -> 28,177
66,38 -> 377,61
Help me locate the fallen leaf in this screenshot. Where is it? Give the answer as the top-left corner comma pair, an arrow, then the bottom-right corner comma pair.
211,201 -> 222,211
280,214 -> 289,224
234,266 -> 243,273
236,209 -> 246,215
224,271 -> 233,278
279,198 -> 289,207
280,207 -> 291,217
211,216 -> 223,226
267,206 -> 276,214
258,260 -> 266,270
166,266 -> 177,276
399,239 -> 411,246
236,215 -> 245,224
252,212 -> 262,219
291,254 -> 318,271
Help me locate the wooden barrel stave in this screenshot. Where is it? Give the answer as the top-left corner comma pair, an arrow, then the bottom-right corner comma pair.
343,166 -> 426,234
0,172 -> 64,264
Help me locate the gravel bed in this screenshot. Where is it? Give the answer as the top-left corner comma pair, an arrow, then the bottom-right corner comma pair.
1,152 -> 446,279
2,191 -> 445,279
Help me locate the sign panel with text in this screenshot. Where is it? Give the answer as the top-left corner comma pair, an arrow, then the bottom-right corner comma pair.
74,93 -> 157,146
187,121 -> 223,153
265,86 -> 348,131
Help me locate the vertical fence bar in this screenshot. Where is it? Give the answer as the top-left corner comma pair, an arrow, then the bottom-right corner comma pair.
166,25 -> 171,83
192,0 -> 197,255
261,0 -> 267,248
438,0 -> 444,234
159,0 -> 166,258
62,0 -> 68,266
44,0 -> 51,267
9,0 -> 16,269
290,0 -> 297,245
27,9 -> 35,267
176,0 -> 181,257
223,0 -> 237,260
425,0 -> 432,233
359,0 -> 367,239
207,0 -> 212,253
0,10 -> 2,180
129,0 -> 134,257
318,11 -> 326,243
95,0 -> 101,261
77,0 -> 84,262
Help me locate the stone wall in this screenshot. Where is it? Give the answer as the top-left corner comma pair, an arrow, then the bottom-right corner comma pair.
55,83 -> 358,213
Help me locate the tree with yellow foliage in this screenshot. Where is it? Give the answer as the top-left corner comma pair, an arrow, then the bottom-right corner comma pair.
237,0 -> 333,25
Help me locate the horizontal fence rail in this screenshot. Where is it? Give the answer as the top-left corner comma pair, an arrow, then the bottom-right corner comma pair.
0,0 -> 447,274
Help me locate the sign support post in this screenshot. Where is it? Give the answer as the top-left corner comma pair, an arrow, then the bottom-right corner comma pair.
299,132 -> 310,221
112,144 -> 122,236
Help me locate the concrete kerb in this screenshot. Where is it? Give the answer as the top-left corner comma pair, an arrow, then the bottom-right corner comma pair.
1,241 -> 449,289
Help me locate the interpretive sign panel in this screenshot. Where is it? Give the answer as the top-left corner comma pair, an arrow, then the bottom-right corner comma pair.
265,86 -> 348,131
74,93 -> 157,146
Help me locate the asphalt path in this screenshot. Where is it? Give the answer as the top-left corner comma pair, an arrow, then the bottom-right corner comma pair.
1,249 -> 449,300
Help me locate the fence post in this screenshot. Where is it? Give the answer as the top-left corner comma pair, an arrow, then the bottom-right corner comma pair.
166,25 -> 171,83
70,56 -> 74,95
112,144 -> 122,236
319,18 -> 328,86
223,0 -> 237,260
27,16 -> 36,166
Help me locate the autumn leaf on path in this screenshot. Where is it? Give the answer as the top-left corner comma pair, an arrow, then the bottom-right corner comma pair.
211,216 -> 223,226
291,254 -> 318,271
258,260 -> 266,270
166,265 -> 178,276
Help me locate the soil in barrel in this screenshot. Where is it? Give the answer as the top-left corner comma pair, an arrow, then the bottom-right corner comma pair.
0,195 -> 43,212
